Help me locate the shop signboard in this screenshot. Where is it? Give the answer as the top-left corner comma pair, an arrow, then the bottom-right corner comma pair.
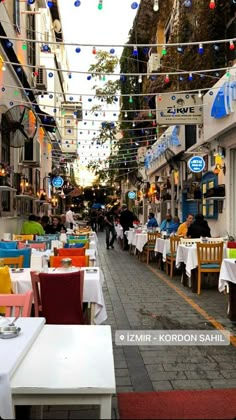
156,93 -> 203,125
188,156 -> 205,173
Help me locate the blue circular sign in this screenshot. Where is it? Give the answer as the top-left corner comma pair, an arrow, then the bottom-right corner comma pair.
188,156 -> 205,173
51,176 -> 64,188
128,191 -> 136,200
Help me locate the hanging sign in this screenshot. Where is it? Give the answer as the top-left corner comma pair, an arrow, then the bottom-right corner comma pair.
156,93 -> 203,125
188,156 -> 205,173
128,191 -> 136,200
51,176 -> 64,188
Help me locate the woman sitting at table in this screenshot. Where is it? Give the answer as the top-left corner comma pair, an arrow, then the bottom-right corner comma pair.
187,213 -> 211,238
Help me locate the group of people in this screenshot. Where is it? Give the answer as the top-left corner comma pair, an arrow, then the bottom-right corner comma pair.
103,204 -> 138,250
21,208 -> 76,236
145,211 -> 211,239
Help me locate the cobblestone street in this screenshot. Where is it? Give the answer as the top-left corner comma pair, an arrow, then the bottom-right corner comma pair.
31,233 -> 236,419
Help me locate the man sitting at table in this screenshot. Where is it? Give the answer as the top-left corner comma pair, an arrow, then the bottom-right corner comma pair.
160,213 -> 173,233
147,212 -> 158,228
187,213 -> 211,238
176,214 -> 194,237
21,214 -> 45,235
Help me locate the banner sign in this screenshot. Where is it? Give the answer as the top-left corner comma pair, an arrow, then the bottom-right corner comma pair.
156,93 -> 203,125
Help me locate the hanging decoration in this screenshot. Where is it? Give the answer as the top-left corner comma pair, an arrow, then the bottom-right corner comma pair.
131,2 -> 139,9
98,0 -> 103,10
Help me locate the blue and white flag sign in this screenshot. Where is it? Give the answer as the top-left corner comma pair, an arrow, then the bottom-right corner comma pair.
188,156 -> 205,173
211,81 -> 236,119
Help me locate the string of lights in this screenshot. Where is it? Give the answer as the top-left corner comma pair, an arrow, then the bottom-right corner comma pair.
1,33 -> 236,49
0,57 -> 232,78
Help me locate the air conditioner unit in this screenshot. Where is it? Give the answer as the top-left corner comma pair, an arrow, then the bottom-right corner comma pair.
21,140 -> 41,167
34,66 -> 47,91
147,53 -> 161,73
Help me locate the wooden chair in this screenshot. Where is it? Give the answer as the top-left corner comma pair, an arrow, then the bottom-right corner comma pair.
180,238 -> 201,245
57,248 -> 86,257
3,256 -> 24,268
166,236 -> 180,278
142,232 -> 161,264
0,290 -> 33,317
18,242 -> 46,251
30,271 -> 85,324
196,242 -> 223,295
206,238 -> 224,243
12,234 -> 34,241
49,255 -> 89,268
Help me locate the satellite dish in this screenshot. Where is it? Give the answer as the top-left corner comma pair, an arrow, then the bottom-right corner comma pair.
53,19 -> 62,33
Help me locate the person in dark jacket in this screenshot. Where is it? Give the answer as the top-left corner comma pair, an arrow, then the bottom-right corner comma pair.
120,204 -> 135,250
187,214 -> 211,238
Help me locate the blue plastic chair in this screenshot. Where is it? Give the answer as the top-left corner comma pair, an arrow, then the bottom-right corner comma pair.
0,248 -> 32,268
0,241 -> 18,249
64,243 -> 85,249
35,234 -> 59,241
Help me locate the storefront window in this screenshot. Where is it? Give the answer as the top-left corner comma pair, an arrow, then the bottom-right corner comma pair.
201,173 -> 218,219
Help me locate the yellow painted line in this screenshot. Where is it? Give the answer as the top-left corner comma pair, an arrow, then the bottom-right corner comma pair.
147,265 -> 236,347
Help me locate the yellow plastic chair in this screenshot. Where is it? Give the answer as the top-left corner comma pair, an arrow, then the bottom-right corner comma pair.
12,234 -> 34,241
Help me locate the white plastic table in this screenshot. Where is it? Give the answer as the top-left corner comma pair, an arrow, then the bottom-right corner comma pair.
0,318 -> 45,419
10,325 -> 116,419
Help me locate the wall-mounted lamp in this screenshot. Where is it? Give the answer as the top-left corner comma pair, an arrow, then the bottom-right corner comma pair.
51,196 -> 58,207
214,163 -> 226,175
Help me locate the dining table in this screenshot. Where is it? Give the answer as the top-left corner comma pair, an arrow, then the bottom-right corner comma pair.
10,324 -> 115,419
154,237 -> 170,262
0,317 -> 45,420
219,258 -> 236,322
10,267 -> 107,324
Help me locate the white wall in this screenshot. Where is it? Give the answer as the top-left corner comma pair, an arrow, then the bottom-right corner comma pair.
0,217 -> 26,238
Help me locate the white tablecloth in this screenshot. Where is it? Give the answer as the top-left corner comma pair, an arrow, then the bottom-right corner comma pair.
0,317 -> 45,419
154,238 -> 170,262
10,268 -> 107,325
219,258 -> 236,292
176,244 -> 227,279
176,244 -> 197,277
30,249 -> 53,270
115,225 -> 124,240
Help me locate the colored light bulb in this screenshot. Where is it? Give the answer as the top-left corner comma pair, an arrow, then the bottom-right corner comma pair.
198,43 -> 204,54
229,40 -> 235,50
188,72 -> 193,81
92,46 -> 97,54
164,74 -> 170,83
98,0 -> 103,10
162,45 -> 167,56
209,0 -> 215,9
129,96 -> 133,103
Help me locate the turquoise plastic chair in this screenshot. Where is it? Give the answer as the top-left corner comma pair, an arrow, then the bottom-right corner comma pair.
0,248 -> 31,268
0,241 -> 17,249
68,235 -> 87,240
35,234 -> 59,241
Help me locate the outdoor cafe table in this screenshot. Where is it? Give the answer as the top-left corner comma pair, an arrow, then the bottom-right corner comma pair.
10,267 -> 107,325
219,258 -> 236,322
154,238 -> 170,262
176,244 -> 202,292
0,317 -> 45,420
9,324 -> 115,419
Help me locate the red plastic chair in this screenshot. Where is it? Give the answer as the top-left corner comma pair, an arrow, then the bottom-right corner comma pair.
0,290 -> 33,317
50,255 -> 89,267
30,271 -> 85,324
57,248 -> 86,257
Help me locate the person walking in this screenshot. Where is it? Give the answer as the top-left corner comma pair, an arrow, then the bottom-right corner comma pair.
120,204 -> 135,250
66,207 -> 75,229
104,205 -> 119,249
